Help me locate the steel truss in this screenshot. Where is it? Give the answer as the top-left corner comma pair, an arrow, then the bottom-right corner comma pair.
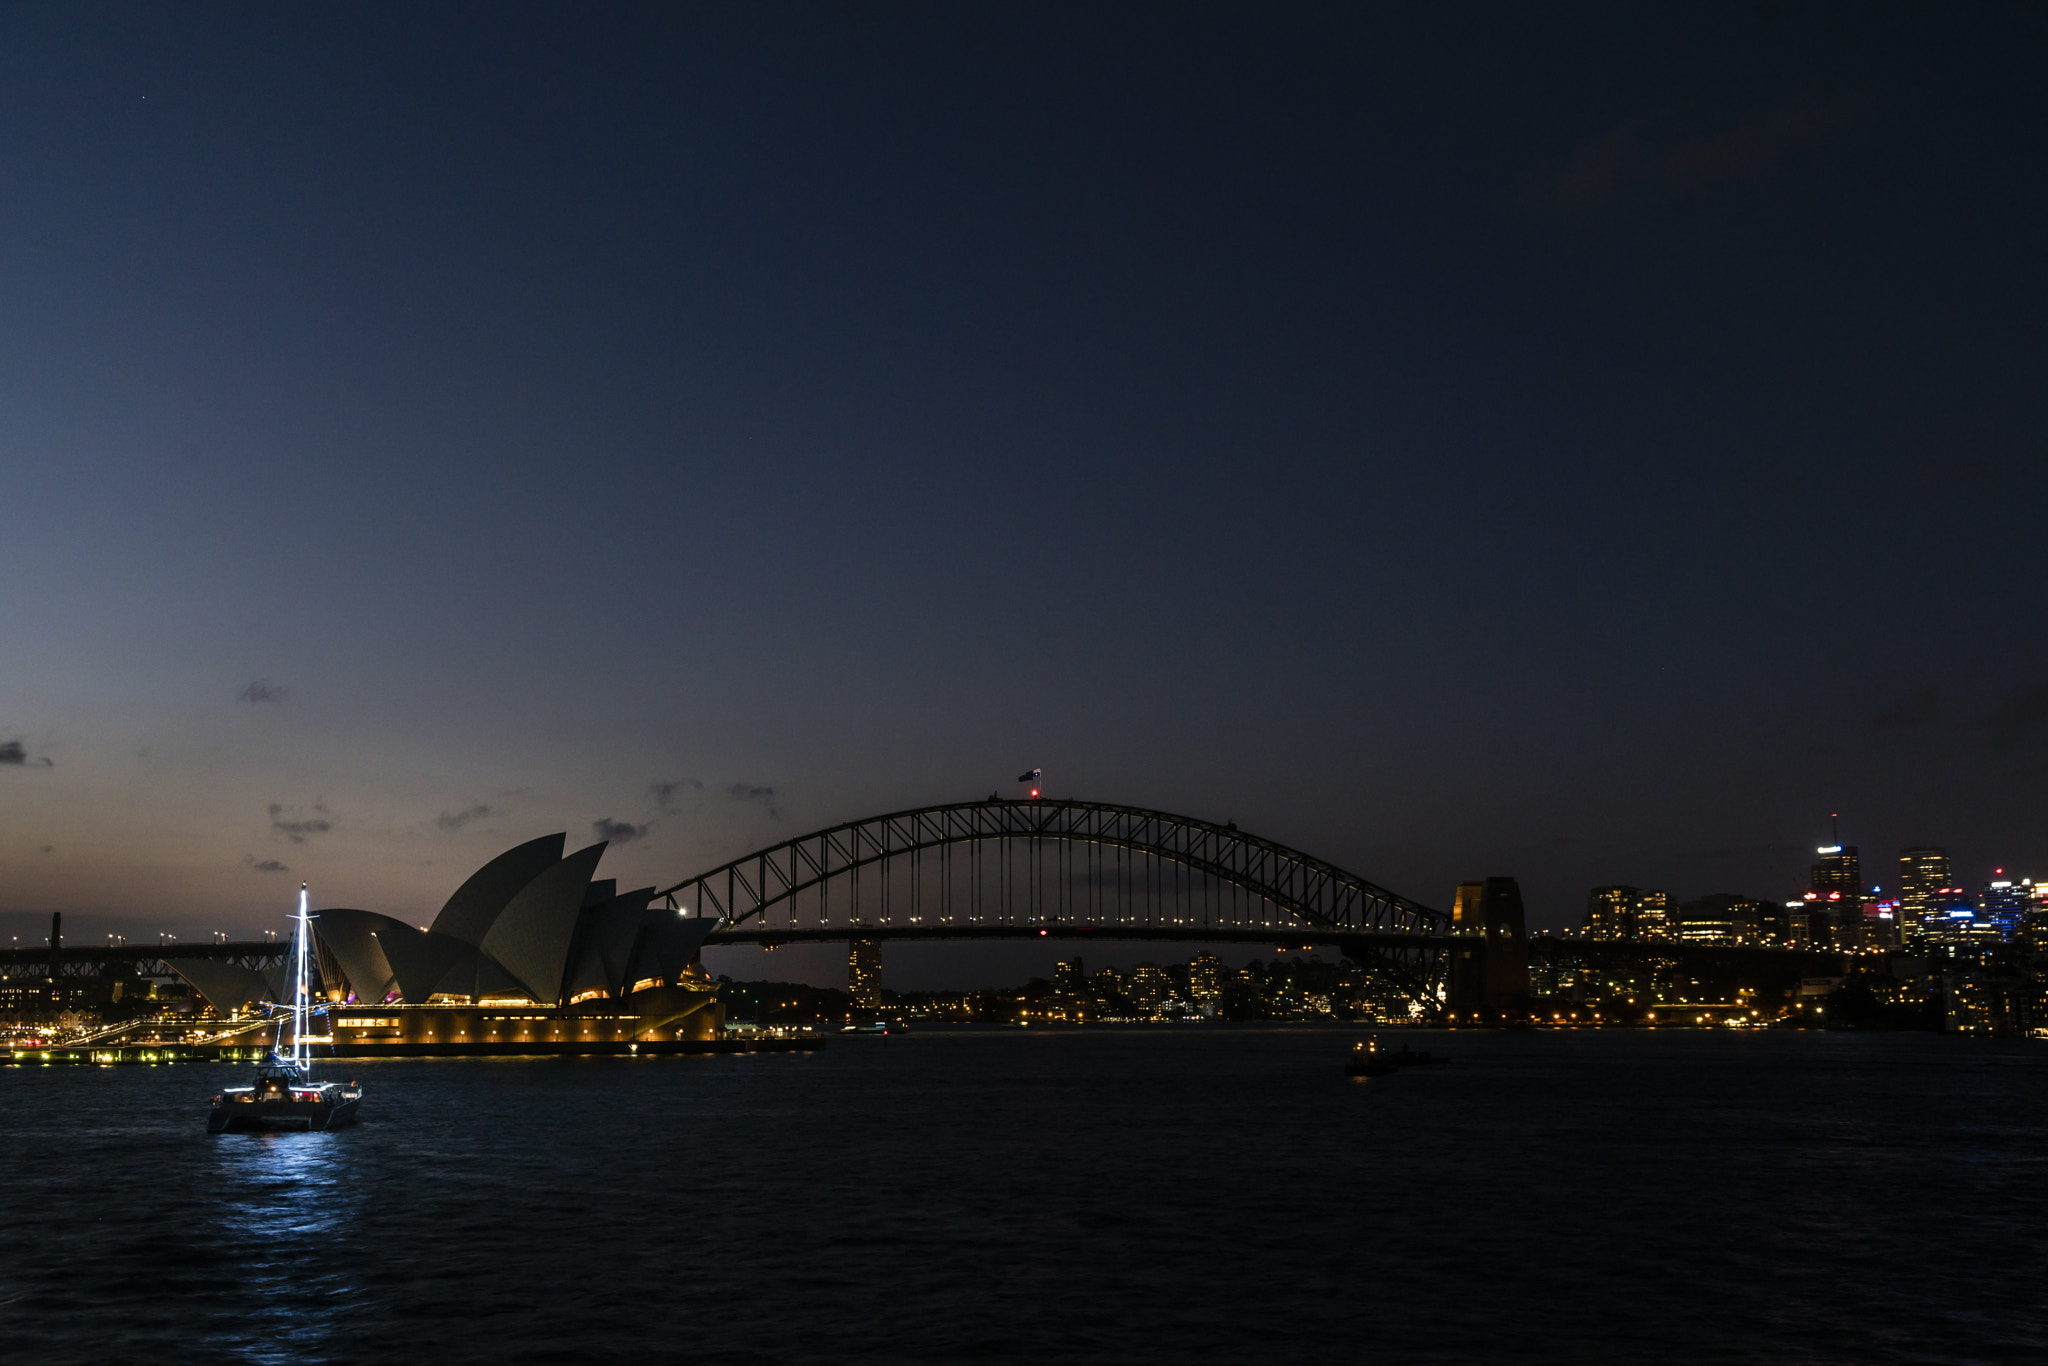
0,943 -> 287,982
658,797 -> 1452,1010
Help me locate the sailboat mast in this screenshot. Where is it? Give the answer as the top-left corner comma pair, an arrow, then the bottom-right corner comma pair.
294,883 -> 311,1070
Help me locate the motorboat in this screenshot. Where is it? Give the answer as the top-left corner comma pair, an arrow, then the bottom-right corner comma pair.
208,885 -> 363,1133
1345,1035 -> 1449,1077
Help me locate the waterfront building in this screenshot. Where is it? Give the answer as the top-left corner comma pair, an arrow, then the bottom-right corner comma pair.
1188,952 -> 1224,1006
1128,963 -> 1169,1011
1053,957 -> 1083,991
168,834 -> 723,1053
849,937 -> 883,1009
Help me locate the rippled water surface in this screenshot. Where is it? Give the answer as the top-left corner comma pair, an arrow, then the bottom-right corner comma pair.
3,1028 -> 2045,1364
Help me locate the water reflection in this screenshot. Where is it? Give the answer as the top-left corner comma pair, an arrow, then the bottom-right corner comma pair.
204,1127 -> 363,1362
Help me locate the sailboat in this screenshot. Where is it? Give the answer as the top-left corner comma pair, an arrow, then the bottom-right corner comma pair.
207,885 -> 363,1133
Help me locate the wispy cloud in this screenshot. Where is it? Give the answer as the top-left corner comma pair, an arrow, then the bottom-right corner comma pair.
245,855 -> 290,873
1533,89 -> 1874,216
0,740 -> 53,768
650,778 -> 703,811
593,817 -> 650,843
1866,686 -> 1941,734
435,803 -> 492,831
726,782 -> 781,819
238,681 -> 291,704
269,800 -> 334,843
1984,682 -> 2048,749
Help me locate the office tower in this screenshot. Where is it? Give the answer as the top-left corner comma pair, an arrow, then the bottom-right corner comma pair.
1584,886 -> 1633,939
1054,957 -> 1083,991
849,937 -> 882,1009
1583,886 -> 1673,940
1635,889 -> 1674,940
1898,847 -> 1950,938
1675,894 -> 1768,945
1810,844 -> 1862,898
1188,952 -> 1224,1005
1977,874 -> 2032,939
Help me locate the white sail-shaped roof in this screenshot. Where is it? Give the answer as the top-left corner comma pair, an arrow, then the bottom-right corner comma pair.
478,842 -> 607,1006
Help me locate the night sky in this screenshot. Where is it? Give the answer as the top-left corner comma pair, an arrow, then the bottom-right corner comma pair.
3,4 -> 2045,986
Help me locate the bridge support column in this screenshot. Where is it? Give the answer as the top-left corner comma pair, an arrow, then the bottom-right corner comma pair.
1448,878 -> 1531,1025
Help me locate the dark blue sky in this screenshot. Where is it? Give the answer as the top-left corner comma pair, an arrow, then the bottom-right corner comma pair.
3,3 -> 2045,982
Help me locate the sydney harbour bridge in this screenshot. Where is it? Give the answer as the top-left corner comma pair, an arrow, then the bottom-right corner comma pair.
656,797 -> 1455,1005
1,795 -> 1837,1018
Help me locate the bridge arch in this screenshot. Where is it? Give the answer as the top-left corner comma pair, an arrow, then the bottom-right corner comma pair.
658,798 -> 1452,1006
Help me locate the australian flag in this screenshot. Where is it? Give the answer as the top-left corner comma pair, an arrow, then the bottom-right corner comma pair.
1017,768 -> 1042,783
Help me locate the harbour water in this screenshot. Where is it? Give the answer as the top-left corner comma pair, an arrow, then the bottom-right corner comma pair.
2,1027 -> 2043,1364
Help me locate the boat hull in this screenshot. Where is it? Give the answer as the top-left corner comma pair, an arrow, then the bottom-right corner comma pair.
208,1092 -> 361,1133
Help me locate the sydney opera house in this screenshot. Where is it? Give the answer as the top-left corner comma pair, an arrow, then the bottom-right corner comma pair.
177,835 -> 723,1054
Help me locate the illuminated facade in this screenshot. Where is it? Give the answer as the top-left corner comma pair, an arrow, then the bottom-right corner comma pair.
1188,952 -> 1224,1005
1977,875 -> 2033,939
1582,886 -> 1673,941
1674,894 -> 1769,945
849,937 -> 882,1008
1898,846 -> 1950,939
172,834 -> 723,1052
1809,844 -> 1862,899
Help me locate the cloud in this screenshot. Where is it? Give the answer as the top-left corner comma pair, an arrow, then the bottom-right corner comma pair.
1984,683 -> 2048,749
1534,89 -> 1873,216
0,740 -> 53,768
238,681 -> 291,704
650,779 -> 704,811
726,782 -> 781,819
1866,686 -> 1941,733
269,801 -> 334,843
592,817 -> 649,843
245,856 -> 290,873
435,803 -> 493,831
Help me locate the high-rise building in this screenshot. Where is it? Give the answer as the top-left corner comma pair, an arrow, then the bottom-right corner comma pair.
1583,886 -> 1631,939
1977,875 -> 2032,939
1128,963 -> 1168,1011
1898,847 -> 1949,939
1188,953 -> 1224,1005
1053,957 -> 1083,991
1582,887 -> 1673,940
2022,884 -> 2048,955
848,937 -> 882,1009
1635,890 -> 1673,939
1810,844 -> 1862,898
1675,894 -> 1769,945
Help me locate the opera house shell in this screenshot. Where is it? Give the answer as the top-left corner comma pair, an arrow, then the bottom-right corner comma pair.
188,835 -> 723,1054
